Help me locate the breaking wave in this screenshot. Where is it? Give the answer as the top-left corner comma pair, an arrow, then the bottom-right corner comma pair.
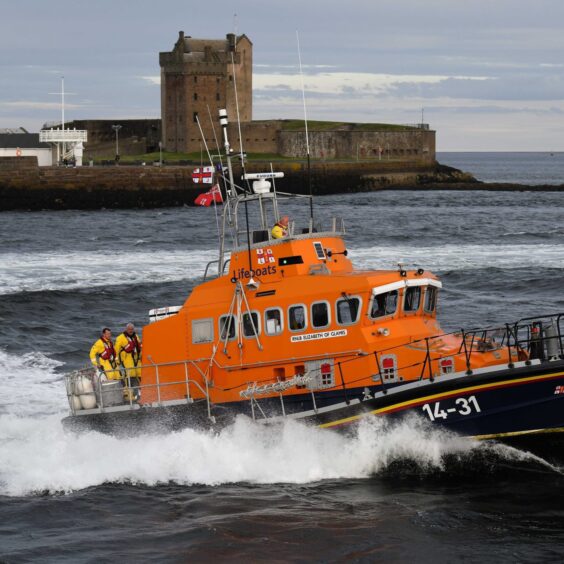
351,243 -> 564,272
0,248 -> 217,296
2,243 -> 564,296
0,350 -> 556,497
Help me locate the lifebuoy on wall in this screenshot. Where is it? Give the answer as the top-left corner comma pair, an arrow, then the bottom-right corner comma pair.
15,147 -> 22,157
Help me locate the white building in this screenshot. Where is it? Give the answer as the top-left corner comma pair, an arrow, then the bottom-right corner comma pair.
0,131 -> 53,166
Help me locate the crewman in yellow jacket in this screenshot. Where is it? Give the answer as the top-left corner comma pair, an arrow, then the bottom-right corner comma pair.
271,216 -> 289,239
115,323 -> 142,400
89,328 -> 121,380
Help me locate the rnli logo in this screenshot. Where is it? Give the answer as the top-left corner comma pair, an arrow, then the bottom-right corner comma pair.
291,329 -> 347,343
256,248 -> 275,265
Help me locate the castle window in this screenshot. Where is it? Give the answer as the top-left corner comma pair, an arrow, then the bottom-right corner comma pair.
194,93 -> 198,101
194,76 -> 198,83
193,112 -> 198,123
229,75 -> 233,81
216,93 -> 220,101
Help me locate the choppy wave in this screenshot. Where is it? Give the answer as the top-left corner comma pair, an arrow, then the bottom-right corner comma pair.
0,248 -> 217,295
1,243 -> 563,296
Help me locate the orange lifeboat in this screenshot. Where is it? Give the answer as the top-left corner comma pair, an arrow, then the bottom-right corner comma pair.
63,109 -> 564,457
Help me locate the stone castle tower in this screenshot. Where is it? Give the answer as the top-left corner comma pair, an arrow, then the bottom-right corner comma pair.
159,31 -> 252,153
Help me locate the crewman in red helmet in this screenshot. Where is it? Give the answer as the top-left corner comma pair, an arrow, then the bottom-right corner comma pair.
271,215 -> 289,239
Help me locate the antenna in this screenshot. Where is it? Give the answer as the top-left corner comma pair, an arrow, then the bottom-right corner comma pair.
195,114 -> 222,250
195,114 -> 213,166
230,51 -> 251,194
296,31 -> 314,226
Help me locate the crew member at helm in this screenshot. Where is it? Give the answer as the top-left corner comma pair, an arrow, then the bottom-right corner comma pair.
115,323 -> 142,400
271,215 -> 289,239
89,328 -> 120,380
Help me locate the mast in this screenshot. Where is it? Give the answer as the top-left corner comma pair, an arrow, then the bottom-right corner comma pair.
61,76 -> 65,162
296,32 -> 314,227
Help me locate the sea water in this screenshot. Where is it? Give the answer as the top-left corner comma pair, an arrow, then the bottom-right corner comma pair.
1,156 -> 564,561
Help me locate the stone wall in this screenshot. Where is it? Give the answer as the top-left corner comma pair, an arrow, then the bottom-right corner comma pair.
1,158 -> 464,211
62,119 -> 161,158
277,128 -> 435,161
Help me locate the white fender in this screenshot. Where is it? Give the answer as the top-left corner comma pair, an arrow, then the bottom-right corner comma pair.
70,394 -> 82,411
76,375 -> 96,409
76,375 -> 94,395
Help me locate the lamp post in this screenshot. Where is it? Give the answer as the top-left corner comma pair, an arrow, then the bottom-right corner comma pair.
112,124 -> 122,164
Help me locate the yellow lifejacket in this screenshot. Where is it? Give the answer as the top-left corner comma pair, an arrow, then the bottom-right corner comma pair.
89,338 -> 121,380
115,332 -> 142,379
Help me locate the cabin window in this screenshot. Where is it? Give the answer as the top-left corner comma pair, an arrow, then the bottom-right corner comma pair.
404,287 -> 421,312
289,305 -> 307,331
336,296 -> 361,325
219,314 -> 236,340
370,290 -> 398,319
192,318 -> 213,344
424,286 -> 438,313
242,311 -> 260,338
265,308 -> 283,335
311,301 -> 330,329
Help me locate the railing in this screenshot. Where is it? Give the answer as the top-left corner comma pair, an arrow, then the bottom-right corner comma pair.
66,313 -> 564,423
39,129 -> 88,142
238,313 -> 564,419
65,359 -> 213,420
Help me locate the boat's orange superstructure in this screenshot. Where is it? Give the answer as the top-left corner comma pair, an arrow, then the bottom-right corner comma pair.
63,109 -> 564,452
139,230 -> 514,408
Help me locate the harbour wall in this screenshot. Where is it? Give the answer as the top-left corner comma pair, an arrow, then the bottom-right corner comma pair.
3,156 -> 558,211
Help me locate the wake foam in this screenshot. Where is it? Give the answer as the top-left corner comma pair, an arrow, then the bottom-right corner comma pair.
0,413 -> 555,497
0,349 -> 65,417
2,243 -> 563,295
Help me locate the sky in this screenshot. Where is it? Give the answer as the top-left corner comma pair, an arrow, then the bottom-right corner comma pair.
1,0 -> 563,151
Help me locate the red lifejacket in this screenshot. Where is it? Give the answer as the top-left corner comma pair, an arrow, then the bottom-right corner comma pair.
99,338 -> 116,361
123,334 -> 141,354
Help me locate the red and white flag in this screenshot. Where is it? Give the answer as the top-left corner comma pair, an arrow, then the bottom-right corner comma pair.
192,166 -> 214,184
194,184 -> 223,207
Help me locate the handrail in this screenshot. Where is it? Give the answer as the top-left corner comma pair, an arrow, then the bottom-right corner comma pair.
67,313 -> 564,418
